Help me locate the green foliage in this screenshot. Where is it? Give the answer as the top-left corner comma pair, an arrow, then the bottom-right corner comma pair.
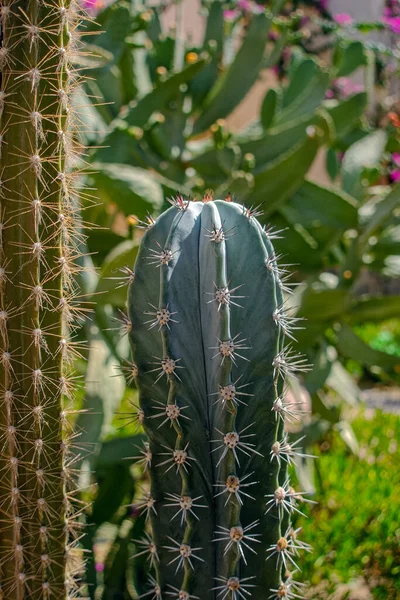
294,410 -> 400,599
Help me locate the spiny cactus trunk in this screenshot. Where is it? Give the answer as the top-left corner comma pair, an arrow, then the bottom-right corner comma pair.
0,1 -> 85,598
128,198 -> 313,599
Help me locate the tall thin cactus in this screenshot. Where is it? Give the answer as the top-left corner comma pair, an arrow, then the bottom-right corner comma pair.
128,196 -> 314,600
0,1 -> 88,597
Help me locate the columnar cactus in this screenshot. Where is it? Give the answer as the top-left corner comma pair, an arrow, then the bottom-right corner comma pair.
128,197 -> 314,600
0,1 -> 85,598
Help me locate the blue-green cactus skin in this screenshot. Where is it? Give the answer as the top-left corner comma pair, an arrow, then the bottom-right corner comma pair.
128,198 -> 311,600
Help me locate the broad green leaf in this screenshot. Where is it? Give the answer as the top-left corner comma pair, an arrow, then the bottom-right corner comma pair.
326,148 -> 340,181
304,344 -> 336,395
326,92 -> 368,139
341,130 -> 388,200
335,40 -> 366,77
96,435 -> 147,469
89,163 -> 164,216
336,323 -> 400,370
75,327 -> 126,469
123,59 -> 208,127
190,1 -> 224,107
260,88 -> 279,130
274,67 -> 331,126
189,145 -> 241,185
281,180 -> 358,251
281,58 -> 317,109
359,184 -> 400,245
96,240 -> 139,307
299,288 -> 350,321
348,295 -> 400,323
91,464 -> 134,526
192,14 -> 272,133
238,113 -> 325,172
251,132 -> 320,215
327,361 -> 361,406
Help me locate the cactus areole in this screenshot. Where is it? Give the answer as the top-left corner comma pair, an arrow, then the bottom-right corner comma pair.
128,197 -> 313,599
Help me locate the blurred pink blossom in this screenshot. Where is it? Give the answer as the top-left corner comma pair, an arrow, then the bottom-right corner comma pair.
334,13 -> 353,26
392,153 -> 400,167
224,9 -> 239,20
95,562 -> 105,573
383,16 -> 400,34
390,169 -> 400,183
237,0 -> 251,9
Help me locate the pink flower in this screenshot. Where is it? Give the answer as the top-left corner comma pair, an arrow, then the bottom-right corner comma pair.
334,13 -> 353,26
95,562 -> 105,573
383,16 -> 400,34
392,153 -> 400,167
390,169 -> 400,183
325,89 -> 335,99
237,0 -> 251,9
223,9 -> 239,20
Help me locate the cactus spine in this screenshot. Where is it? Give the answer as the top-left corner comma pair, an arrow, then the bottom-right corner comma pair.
0,1 -> 87,597
128,197 -> 313,599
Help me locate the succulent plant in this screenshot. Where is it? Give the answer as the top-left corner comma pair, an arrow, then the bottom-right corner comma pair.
0,0 -> 88,597
127,196 -> 314,599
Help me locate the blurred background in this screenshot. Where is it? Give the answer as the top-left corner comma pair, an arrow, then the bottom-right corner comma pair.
70,0 -> 400,598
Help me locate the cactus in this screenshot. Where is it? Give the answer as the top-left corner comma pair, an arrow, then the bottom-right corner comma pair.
0,0 -> 87,597
128,196 -> 314,599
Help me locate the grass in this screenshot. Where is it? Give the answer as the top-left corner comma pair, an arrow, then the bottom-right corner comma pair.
293,409 -> 400,599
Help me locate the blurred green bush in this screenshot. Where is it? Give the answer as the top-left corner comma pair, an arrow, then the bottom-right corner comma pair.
294,410 -> 400,599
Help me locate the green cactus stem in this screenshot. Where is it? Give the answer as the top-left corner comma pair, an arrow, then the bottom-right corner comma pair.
128,195 -> 314,599
0,1 -> 89,598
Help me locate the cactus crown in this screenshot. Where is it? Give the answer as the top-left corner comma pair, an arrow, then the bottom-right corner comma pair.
128,197 -> 313,599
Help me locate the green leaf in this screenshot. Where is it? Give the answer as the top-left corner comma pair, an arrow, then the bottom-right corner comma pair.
281,58 -> 317,109
253,132 -> 321,217
91,464 -> 134,526
260,88 -> 279,130
96,435 -> 147,469
190,1 -> 224,107
326,148 -> 340,181
239,115 -> 318,172
341,130 -> 388,200
304,344 -> 336,395
274,67 -> 331,126
123,58 -> 208,127
89,163 -> 164,216
75,326 -> 126,475
281,180 -> 358,251
192,13 -> 272,133
189,145 -> 241,185
326,92 -> 368,139
299,288 -> 350,321
347,295 -> 400,323
336,323 -> 400,370
335,40 -> 366,77
96,240 -> 139,307
359,184 -> 400,245
326,361 -> 361,406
